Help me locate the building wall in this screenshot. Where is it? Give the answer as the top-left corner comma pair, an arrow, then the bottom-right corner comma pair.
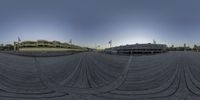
19,48 -> 84,52
105,43 -> 167,54
14,40 -> 83,51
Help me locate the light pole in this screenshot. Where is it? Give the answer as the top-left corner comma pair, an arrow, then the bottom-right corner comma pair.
69,39 -> 72,48
109,40 -> 112,48
17,37 -> 21,51
109,40 -> 112,54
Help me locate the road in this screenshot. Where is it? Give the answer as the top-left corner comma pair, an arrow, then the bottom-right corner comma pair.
0,51 -> 200,100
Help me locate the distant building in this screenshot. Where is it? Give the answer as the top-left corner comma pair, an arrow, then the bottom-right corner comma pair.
4,44 -> 14,51
193,45 -> 200,52
168,46 -> 191,51
105,43 -> 167,54
171,45 -> 174,48
0,44 -> 3,51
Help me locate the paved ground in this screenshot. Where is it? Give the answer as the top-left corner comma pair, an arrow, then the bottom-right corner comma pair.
0,51 -> 200,100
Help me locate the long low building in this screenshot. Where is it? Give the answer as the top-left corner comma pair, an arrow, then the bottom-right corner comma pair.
14,40 -> 84,51
105,43 -> 167,54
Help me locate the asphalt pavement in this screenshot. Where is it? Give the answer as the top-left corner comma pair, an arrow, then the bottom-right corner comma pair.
0,51 -> 200,100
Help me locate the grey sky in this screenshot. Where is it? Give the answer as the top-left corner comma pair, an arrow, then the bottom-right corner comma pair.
0,0 -> 200,48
